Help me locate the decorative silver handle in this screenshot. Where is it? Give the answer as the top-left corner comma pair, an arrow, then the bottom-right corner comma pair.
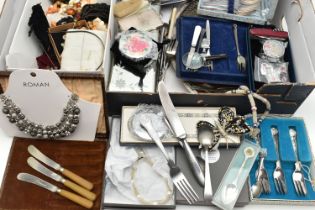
271,127 -> 280,160
289,128 -> 299,161
140,119 -> 172,162
180,138 -> 205,186
233,24 -> 241,56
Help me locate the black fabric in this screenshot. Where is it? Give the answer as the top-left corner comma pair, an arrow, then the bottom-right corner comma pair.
56,16 -> 75,25
51,0 -> 70,3
111,40 -> 148,87
28,4 -> 59,69
80,3 -> 110,23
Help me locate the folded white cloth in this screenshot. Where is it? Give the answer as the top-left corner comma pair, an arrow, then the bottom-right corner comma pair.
104,118 -> 175,205
60,29 -> 106,71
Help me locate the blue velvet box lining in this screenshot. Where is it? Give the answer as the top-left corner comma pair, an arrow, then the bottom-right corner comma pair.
176,16 -> 252,87
249,118 -> 315,201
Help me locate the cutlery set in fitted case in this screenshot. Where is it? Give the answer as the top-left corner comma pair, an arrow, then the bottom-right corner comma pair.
249,117 -> 315,204
176,16 -> 251,86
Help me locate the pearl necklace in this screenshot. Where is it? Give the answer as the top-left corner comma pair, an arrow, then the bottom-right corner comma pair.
130,149 -> 173,205
0,93 -> 80,139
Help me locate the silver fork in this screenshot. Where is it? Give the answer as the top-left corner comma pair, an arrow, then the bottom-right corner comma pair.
256,150 -> 271,194
233,24 -> 246,72
271,127 -> 287,194
289,128 -> 308,196
140,118 -> 199,204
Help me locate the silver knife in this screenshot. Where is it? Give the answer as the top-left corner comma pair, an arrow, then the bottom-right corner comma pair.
27,157 -> 96,201
186,25 -> 202,69
28,145 -> 94,190
158,81 -> 205,186
17,173 -> 93,209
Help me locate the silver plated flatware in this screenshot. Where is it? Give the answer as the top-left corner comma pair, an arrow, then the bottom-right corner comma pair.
290,128 -> 308,196
158,81 -> 205,186
140,117 -> 199,204
271,127 -> 287,194
17,173 -> 93,209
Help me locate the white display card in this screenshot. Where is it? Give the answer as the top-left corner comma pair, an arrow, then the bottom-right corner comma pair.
0,70 -> 100,141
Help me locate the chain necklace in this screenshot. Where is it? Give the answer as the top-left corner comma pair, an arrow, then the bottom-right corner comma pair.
0,93 -> 80,139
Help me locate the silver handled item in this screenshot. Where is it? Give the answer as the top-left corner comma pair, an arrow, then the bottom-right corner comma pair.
197,121 -> 215,202
290,128 -> 308,196
186,25 -> 202,70
158,81 -> 205,186
140,117 -> 199,204
233,24 -> 246,71
271,127 -> 287,194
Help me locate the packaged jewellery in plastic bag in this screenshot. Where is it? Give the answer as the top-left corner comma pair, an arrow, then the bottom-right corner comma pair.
128,104 -> 172,142
212,139 -> 260,210
250,28 -> 290,83
254,56 -> 289,83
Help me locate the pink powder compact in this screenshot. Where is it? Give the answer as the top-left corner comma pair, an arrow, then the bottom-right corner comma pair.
119,30 -> 158,61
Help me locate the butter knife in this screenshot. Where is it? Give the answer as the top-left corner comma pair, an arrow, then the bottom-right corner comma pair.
27,157 -> 96,201
186,25 -> 202,69
158,81 -> 205,186
28,145 -> 93,190
17,173 -> 93,209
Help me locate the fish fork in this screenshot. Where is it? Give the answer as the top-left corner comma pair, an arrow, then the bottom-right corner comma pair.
290,128 -> 308,196
233,24 -> 246,72
140,117 -> 199,204
256,150 -> 271,194
271,127 -> 287,194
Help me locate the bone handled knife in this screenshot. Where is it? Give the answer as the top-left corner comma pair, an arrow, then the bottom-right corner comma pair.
158,81 -> 205,186
17,173 -> 93,209
28,145 -> 93,190
186,25 -> 202,69
27,157 -> 96,201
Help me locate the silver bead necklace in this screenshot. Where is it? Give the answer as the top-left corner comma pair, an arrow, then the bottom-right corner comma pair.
0,93 -> 80,139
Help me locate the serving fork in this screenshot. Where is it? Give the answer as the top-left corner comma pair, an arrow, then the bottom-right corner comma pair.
289,128 -> 308,196
271,127 -> 287,194
233,24 -> 246,71
140,117 -> 199,204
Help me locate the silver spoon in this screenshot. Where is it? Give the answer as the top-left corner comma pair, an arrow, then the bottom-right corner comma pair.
197,121 -> 216,202
222,147 -> 255,204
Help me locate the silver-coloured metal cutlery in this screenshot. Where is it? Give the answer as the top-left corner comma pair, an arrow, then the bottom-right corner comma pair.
197,121 -> 215,202
186,25 -> 202,70
256,150 -> 271,194
158,81 -> 205,186
17,173 -> 93,209
27,157 -> 96,201
233,24 -> 246,71
271,127 -> 287,194
289,128 -> 308,196
28,145 -> 93,190
140,117 -> 199,204
201,20 -> 213,71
